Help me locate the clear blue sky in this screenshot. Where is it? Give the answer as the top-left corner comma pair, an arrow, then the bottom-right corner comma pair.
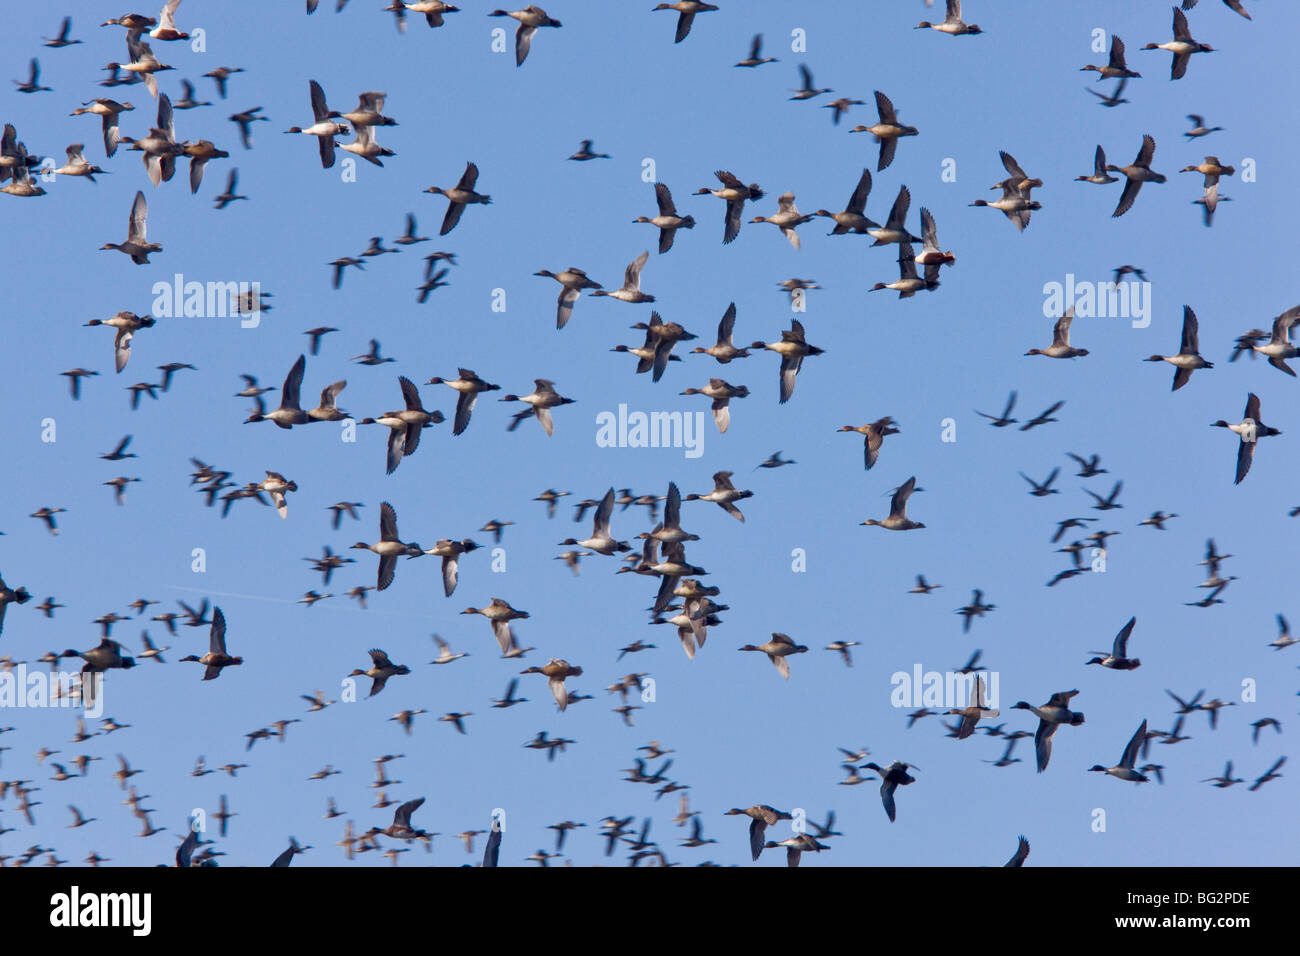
0,0 -> 1294,866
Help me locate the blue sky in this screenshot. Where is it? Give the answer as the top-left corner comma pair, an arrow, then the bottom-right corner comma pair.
0,0 -> 1294,866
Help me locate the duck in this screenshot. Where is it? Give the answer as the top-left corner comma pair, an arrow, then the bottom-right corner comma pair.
1145,304 -> 1212,390
182,139 -> 228,193
591,251 -> 654,303
955,589 -> 994,632
0,574 -> 32,636
1085,616 -> 1141,669
1142,7 -> 1213,80
1185,113 -> 1224,139
910,574 -> 941,594
149,0 -> 188,40
1089,720 -> 1150,783
1019,468 -> 1060,497
917,0 -> 982,35
488,7 -> 562,65
691,303 -> 750,363
1180,156 -> 1234,195
1081,34 -> 1139,78
212,168 -> 247,209
84,311 -> 155,373
351,338 -> 395,365
1138,510 -> 1177,530
788,63 -> 831,100
861,476 -> 924,531
1012,690 -> 1085,772
567,138 -> 609,161
686,471 -> 753,522
629,313 -> 696,381
558,488 -> 630,555
348,649 -> 410,697
413,540 -> 479,598
871,243 -> 938,298
244,354 -> 309,428
1083,479 -> 1122,510
427,369 -> 500,435
945,675 -> 999,739
284,80 -> 349,168
971,182 -> 1040,232
121,33 -> 173,98
859,762 -> 917,823
1250,306 -> 1300,376
402,1 -> 460,28
339,124 -> 394,167
202,66 -> 243,99
653,2 -> 717,43
306,380 -> 348,422
70,99 -> 134,157
635,182 -> 696,254
764,833 -> 831,868
535,267 -> 602,328
986,740 -> 1023,769
351,503 -> 423,591
735,33 -> 777,67
750,192 -> 813,249
174,79 -> 211,110
1107,132 -> 1167,218
44,15 -> 81,47
693,171 -> 764,244
177,608 -> 241,680
519,658 -> 583,710
681,380 -> 749,433
814,168 -> 879,235
463,598 -> 530,654
1211,393 -> 1280,484
849,91 -> 918,172
103,476 -> 141,506
424,162 -> 491,236
915,207 -> 956,270
1026,307 -> 1088,358
756,451 -> 796,470
1248,757 -> 1285,792
1268,614 -> 1297,651
101,191 -> 162,264
1075,145 -> 1118,184
866,184 -> 922,246
822,97 -> 865,126
1192,189 -> 1231,226
639,482 -> 698,546
501,379 -> 574,436
13,58 -> 52,94
257,471 -> 298,519
330,91 -> 397,130
751,318 -> 822,403
723,805 -> 792,861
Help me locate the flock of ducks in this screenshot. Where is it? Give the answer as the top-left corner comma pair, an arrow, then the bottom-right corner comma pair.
0,0 -> 1291,868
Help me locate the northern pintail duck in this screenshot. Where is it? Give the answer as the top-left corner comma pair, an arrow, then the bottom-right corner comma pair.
244,354 -> 309,427
488,7 -> 562,66
1192,189 -> 1230,226
535,267 -> 602,328
723,805 -> 792,860
464,598 -> 529,654
1250,305 -> 1300,375
1248,757 -> 1284,792
917,0 -> 982,34
119,92 -> 185,186
1011,690 -> 1084,772
104,476 -> 141,506
871,242 -> 939,298
182,140 -> 229,193
402,1 -> 460,27
1185,113 -> 1224,138
693,171 -> 763,244
257,472 -> 298,520
1026,307 -> 1088,358
750,192 -> 813,249
121,33 -> 172,98
1139,510 -> 1177,529
681,379 -> 749,433
735,33 -> 776,67
850,91 -> 918,171
70,99 -> 134,157
1082,479 -> 1122,511
177,607 -> 241,680
765,833 -> 831,867
0,574 -> 31,636
592,251 -> 655,303
1211,393 -> 1280,484
349,649 -> 410,697
1145,304 -> 1212,390
53,141 -> 104,180
1086,616 -> 1141,669
202,66 -> 243,98
150,0 -> 188,40
0,127 -> 44,197
971,182 -> 1040,231
1075,145 -> 1118,184
352,338 -> 395,365
1143,7 -> 1213,80
686,471 -> 753,522
915,206 -> 955,270
945,675 -> 998,739
1107,134 -> 1165,216
1268,614 -> 1297,651
351,502 -> 423,590
653,2 -> 717,43
413,540 -> 479,597
306,379 -> 348,422
519,658 -> 583,710
558,488 -> 631,555
954,588 -> 994,632
340,124 -> 394,167
1180,155 -> 1234,199
285,80 -> 349,168
30,506 -> 65,534
1019,468 -> 1060,497
814,168 -> 878,235
629,312 -> 697,381
864,184 -> 921,246
1081,34 -> 1139,78
213,168 -> 246,209
427,369 -> 500,434
691,303 -> 750,363
175,79 -> 211,110
789,63 -> 831,100
101,191 -> 162,263
501,378 -> 574,435
14,58 -> 52,94
567,138 -> 609,160
84,310 -> 155,372
44,16 -> 81,47
862,475 -> 925,530
1089,720 -> 1150,782
635,182 -> 696,254
751,318 -> 823,402
424,162 -> 490,234
393,213 -> 427,246
330,91 -> 397,130
859,761 -> 917,823
756,450 -> 795,469
910,574 -> 941,594
823,97 -> 865,126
